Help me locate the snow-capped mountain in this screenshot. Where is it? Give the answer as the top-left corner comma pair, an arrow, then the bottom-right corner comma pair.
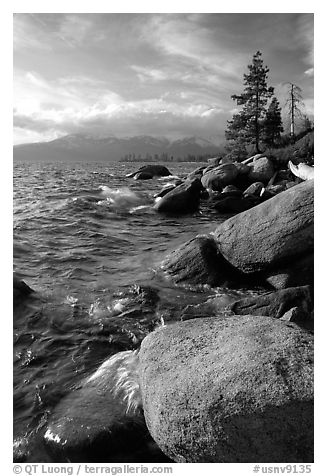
13,134 -> 225,162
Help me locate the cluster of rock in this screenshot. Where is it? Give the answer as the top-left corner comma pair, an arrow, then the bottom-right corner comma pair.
15,157 -> 314,463
161,179 -> 313,290
128,155 -> 313,215
138,174 -> 313,461
35,176 -> 313,463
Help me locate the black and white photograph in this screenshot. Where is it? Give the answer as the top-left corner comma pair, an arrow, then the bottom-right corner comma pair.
12,7 -> 315,470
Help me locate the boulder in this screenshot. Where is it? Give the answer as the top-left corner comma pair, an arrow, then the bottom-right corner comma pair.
213,196 -> 258,214
44,350 -> 152,462
213,180 -> 314,274
134,172 -> 153,180
267,170 -> 278,186
243,182 -> 265,197
280,306 -> 312,323
221,185 -> 243,196
277,169 -> 292,181
242,153 -> 263,165
228,285 -> 312,319
154,178 -> 202,214
263,253 -> 314,290
181,293 -> 241,321
154,180 -> 184,200
201,163 -> 239,191
186,165 -> 207,181
139,315 -> 313,463
219,156 -> 234,164
160,235 -> 238,287
127,165 -> 172,179
248,157 -> 275,182
285,181 -> 297,189
234,162 -> 251,175
154,184 -> 176,200
207,157 -> 221,166
265,184 -> 286,195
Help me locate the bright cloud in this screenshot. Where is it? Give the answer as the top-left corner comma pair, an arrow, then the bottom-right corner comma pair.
13,13 -> 314,145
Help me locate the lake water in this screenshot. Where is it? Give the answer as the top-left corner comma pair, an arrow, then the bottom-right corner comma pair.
13,161 -> 256,462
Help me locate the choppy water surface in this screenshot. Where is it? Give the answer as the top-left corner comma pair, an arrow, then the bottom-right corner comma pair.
13,161 -> 255,461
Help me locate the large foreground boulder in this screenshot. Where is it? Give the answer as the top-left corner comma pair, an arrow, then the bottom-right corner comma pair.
154,178 -> 202,214
213,180 -> 313,274
139,315 -> 313,463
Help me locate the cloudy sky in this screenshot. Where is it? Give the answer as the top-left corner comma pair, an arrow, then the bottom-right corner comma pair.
13,13 -> 314,145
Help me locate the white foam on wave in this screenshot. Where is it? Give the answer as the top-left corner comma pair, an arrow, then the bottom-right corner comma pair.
85,350 -> 141,414
129,205 -> 152,213
99,186 -> 150,210
65,295 -> 78,306
107,297 -> 130,314
158,175 -> 180,181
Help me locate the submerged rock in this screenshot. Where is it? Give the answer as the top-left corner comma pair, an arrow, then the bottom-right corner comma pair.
181,286 -> 312,323
13,273 -> 34,305
44,350 -> 147,462
139,315 -> 313,463
228,285 -> 312,320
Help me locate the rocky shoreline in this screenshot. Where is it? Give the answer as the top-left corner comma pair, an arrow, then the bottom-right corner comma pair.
14,153 -> 314,463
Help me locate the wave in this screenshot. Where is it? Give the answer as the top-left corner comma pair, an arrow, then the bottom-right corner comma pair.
99,186 -> 152,211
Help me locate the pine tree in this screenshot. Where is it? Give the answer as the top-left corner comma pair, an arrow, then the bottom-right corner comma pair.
263,97 -> 283,147
226,51 -> 274,153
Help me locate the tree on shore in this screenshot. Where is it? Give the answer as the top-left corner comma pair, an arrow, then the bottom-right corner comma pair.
262,97 -> 284,147
284,83 -> 304,142
225,51 -> 274,154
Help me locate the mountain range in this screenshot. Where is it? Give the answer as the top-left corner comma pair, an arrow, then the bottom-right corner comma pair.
13,134 -> 225,162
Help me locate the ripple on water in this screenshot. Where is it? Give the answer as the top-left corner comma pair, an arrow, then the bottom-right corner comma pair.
13,161 -> 235,461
